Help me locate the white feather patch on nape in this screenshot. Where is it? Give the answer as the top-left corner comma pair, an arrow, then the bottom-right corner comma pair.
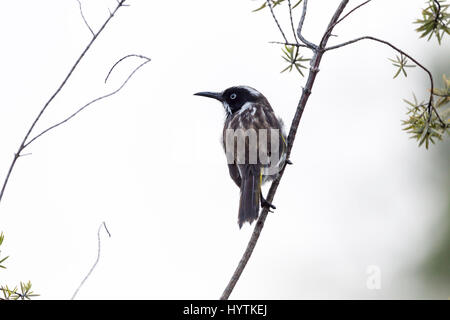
241,86 -> 262,97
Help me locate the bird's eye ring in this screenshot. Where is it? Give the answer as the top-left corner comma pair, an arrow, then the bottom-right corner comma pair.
230,93 -> 237,100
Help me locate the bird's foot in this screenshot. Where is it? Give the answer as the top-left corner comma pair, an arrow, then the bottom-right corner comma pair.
286,159 -> 293,165
261,195 -> 276,212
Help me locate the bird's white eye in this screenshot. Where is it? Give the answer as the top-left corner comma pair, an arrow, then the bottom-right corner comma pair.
230,93 -> 237,100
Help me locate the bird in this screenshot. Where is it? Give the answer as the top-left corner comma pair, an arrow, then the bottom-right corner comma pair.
195,86 -> 287,228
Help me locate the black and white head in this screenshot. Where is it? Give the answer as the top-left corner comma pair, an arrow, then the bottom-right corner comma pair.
194,86 -> 265,115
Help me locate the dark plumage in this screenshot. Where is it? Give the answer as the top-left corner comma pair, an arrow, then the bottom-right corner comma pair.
195,86 -> 287,228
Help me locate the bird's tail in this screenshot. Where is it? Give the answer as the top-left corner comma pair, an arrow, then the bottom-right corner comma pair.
238,165 -> 261,228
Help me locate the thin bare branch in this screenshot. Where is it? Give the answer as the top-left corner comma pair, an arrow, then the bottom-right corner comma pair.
0,0 -> 128,205
220,0 -> 350,300
324,0 -> 372,38
76,0 -> 95,36
269,40 -> 308,48
296,0 -> 318,50
266,0 -> 289,43
71,222 -> 111,300
319,0 -> 352,49
325,36 -> 445,126
104,54 -> 150,83
287,0 -> 299,44
24,55 -> 151,148
17,153 -> 32,157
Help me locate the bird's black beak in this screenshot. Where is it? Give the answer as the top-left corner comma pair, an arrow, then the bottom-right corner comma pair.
194,91 -> 224,102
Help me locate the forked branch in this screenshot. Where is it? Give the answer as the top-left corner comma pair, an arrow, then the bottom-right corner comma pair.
23,55 -> 151,148
0,0 -> 150,206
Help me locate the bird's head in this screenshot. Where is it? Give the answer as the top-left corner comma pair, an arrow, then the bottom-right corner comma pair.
194,86 -> 263,115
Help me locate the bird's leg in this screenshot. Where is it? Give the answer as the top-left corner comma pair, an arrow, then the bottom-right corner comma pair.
260,192 -> 276,212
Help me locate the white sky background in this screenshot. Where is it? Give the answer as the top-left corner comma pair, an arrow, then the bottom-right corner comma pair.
0,0 -> 448,299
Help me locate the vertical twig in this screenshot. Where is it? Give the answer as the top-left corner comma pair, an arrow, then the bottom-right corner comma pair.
296,0 -> 318,49
71,222 -> 111,300
287,0 -> 299,44
266,0 -> 289,43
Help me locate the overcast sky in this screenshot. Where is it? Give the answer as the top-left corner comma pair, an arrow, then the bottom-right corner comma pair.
0,0 -> 448,299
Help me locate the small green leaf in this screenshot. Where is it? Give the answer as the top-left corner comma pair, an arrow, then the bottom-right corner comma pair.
389,54 -> 415,79
252,2 -> 267,12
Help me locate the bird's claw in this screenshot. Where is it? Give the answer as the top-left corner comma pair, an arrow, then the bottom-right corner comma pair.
261,197 -> 276,211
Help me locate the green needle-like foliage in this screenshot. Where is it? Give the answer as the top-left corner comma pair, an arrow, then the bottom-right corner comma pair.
253,0 -> 302,12
388,54 -> 416,78
0,232 -> 39,300
402,92 -> 449,149
281,45 -> 309,76
0,232 -> 9,269
1,281 -> 39,300
415,0 -> 450,44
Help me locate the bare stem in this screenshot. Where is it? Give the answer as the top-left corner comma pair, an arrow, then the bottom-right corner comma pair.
296,0 -> 318,50
287,0 -> 299,44
104,54 -> 150,83
24,55 -> 151,148
71,222 -> 111,300
269,40 -> 308,48
324,0 -> 372,38
0,0 -> 128,205
325,36 -> 445,126
76,0 -> 95,36
266,0 -> 289,43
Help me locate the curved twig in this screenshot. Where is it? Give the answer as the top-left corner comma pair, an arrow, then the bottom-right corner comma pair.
325,36 -> 445,126
296,0 -> 318,50
76,0 -> 95,36
71,222 -> 111,300
0,0 -> 128,205
24,55 -> 151,148
105,54 -> 150,83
